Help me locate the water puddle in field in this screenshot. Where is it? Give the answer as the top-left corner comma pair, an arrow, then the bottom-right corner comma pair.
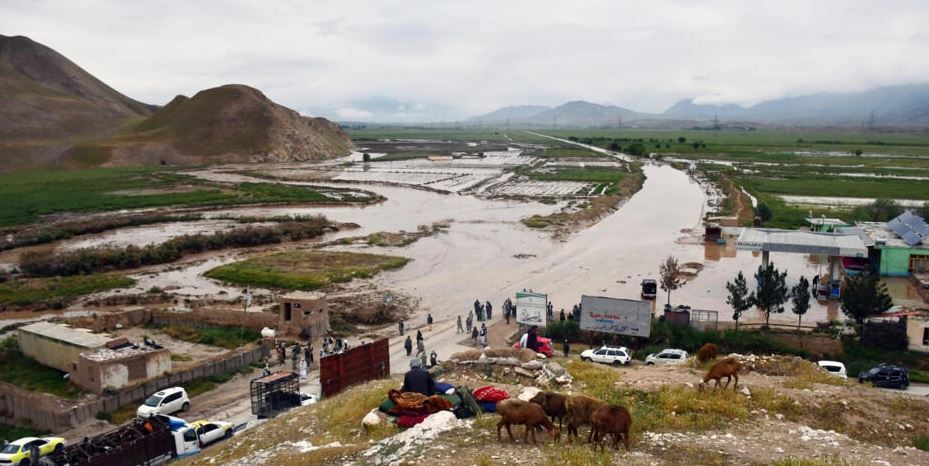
779,195 -> 926,207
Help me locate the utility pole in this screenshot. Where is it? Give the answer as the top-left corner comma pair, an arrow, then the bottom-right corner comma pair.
868,110 -> 875,132
714,113 -> 720,130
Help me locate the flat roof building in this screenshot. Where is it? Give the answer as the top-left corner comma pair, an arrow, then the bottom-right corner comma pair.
845,214 -> 929,277
17,322 -> 113,373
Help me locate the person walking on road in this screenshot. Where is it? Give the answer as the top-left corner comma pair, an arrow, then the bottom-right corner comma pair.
479,323 -> 487,347
416,338 -> 425,356
427,313 -> 434,331
466,314 -> 473,333
404,336 -> 413,356
486,301 -> 493,320
457,315 -> 464,333
399,320 -> 405,336
471,326 -> 478,342
559,309 -> 566,322
291,345 -> 299,370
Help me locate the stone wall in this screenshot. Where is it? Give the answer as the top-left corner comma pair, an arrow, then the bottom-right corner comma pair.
0,345 -> 269,432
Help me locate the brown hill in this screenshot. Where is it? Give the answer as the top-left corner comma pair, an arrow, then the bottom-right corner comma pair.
0,34 -> 155,167
75,84 -> 353,166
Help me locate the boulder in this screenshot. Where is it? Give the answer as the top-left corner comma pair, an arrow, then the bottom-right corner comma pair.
517,387 -> 542,401
514,368 -> 535,378
543,362 -> 566,376
496,357 -> 521,366
521,360 -> 543,370
362,408 -> 381,429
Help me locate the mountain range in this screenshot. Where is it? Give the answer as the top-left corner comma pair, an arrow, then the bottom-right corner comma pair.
0,35 -> 351,170
472,84 -> 929,128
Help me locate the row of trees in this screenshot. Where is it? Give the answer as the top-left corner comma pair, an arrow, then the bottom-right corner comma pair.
724,262 -> 893,331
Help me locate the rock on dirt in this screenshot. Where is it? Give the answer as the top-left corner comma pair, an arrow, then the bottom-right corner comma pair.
362,411 -> 466,465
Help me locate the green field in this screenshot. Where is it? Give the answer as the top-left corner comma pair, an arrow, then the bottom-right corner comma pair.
0,274 -> 135,306
0,167 -> 338,227
205,250 -> 410,291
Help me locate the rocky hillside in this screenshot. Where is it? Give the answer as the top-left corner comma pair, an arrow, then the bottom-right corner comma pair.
81,84 -> 353,166
0,34 -> 154,167
180,352 -> 929,466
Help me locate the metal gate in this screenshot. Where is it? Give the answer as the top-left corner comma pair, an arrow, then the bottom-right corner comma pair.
320,338 -> 390,397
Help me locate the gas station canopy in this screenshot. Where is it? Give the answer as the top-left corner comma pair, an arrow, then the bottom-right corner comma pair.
736,228 -> 869,258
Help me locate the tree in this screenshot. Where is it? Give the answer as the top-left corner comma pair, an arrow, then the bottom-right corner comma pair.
659,256 -> 681,306
678,136 -> 686,144
362,152 -> 371,162
755,202 -> 773,223
626,143 -> 646,156
853,149 -> 863,157
726,271 -> 751,330
791,276 -> 811,332
751,263 -> 788,329
840,273 -> 893,328
852,198 -> 903,222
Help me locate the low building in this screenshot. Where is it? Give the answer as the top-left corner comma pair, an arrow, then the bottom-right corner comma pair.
17,322 -> 112,373
72,345 -> 171,393
852,213 -> 929,277
805,216 -> 849,233
279,292 -> 329,339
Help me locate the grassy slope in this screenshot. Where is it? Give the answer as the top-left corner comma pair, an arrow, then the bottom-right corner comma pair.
205,250 -> 410,290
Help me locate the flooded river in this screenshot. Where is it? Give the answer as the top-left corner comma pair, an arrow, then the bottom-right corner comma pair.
11,160 -> 907,327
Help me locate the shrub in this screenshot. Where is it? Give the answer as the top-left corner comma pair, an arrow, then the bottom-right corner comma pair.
860,320 -> 908,351
545,320 -> 581,342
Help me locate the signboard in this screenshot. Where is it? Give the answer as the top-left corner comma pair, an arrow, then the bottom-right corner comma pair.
580,295 -> 652,337
516,291 -> 547,326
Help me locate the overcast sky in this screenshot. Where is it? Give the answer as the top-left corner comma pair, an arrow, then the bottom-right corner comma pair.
3,0 -> 928,122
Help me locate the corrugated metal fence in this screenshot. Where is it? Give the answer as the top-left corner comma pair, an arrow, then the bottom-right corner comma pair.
320,338 -> 390,397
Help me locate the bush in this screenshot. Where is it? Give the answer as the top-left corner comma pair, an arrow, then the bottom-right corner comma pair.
646,319 -> 808,357
860,320 -> 908,351
545,320 -> 581,342
20,216 -> 330,277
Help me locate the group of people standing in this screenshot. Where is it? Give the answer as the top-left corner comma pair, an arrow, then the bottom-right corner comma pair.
271,340 -> 315,380
403,329 -> 438,368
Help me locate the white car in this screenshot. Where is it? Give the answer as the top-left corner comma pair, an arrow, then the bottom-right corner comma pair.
137,387 -> 190,418
190,420 -> 234,446
645,349 -> 689,366
580,346 -> 631,366
817,360 -> 848,379
300,393 -> 318,406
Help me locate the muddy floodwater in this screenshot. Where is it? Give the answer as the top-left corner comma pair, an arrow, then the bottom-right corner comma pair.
369,163 -> 843,325
31,159 -> 917,326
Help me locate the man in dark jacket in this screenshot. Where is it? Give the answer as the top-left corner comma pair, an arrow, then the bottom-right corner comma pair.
404,336 -> 413,356
563,338 -> 570,357
401,359 -> 435,396
526,326 -> 539,352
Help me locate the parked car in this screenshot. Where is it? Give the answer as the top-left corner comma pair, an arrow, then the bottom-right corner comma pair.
580,346 -> 631,366
816,360 -> 847,379
190,420 -> 234,447
645,349 -> 688,366
0,436 -> 64,465
858,364 -> 909,390
512,336 -> 554,358
137,387 -> 191,418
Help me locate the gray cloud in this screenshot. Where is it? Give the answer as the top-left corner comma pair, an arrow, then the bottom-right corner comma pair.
3,0 -> 928,121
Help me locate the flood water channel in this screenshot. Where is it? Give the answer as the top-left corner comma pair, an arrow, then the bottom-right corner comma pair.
71,163 -> 877,325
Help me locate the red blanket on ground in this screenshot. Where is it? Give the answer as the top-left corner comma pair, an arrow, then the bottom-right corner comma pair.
396,414 -> 431,427
473,386 -> 509,402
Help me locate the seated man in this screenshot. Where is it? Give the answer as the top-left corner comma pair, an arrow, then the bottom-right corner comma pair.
401,358 -> 435,396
